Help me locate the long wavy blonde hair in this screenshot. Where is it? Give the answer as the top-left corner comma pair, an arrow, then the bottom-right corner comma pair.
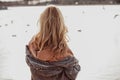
32,5 -> 68,54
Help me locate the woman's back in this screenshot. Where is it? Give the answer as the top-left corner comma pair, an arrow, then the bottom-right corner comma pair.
28,38 -> 73,62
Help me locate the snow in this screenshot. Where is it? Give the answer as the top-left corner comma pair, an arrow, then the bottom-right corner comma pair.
0,5 -> 120,80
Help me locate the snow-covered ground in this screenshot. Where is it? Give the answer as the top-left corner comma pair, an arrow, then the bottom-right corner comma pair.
0,5 -> 120,80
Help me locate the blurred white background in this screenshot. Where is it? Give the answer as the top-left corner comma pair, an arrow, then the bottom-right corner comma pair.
0,5 -> 120,80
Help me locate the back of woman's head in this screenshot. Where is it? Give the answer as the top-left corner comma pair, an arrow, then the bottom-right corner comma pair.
33,5 -> 68,54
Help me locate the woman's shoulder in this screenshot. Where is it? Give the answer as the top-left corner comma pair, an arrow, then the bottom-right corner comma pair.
27,35 -> 38,58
